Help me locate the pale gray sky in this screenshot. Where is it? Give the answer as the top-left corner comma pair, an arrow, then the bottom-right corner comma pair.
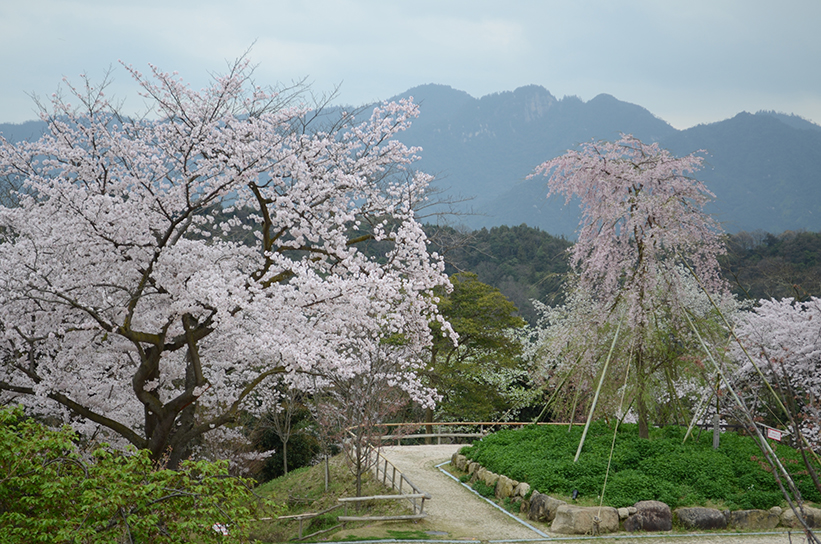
2,0 -> 819,129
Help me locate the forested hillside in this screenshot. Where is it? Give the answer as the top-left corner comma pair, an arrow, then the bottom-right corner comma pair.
721,229 -> 821,301
425,224 -> 571,323
427,224 -> 821,323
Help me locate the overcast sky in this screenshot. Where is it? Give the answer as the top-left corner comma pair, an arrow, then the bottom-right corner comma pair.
2,1 -> 819,129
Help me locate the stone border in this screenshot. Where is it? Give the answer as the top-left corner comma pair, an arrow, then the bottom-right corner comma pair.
451,452 -> 820,535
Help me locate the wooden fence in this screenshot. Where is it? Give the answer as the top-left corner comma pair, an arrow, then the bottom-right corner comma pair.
376,420 -> 570,445
279,421 -> 570,538
368,447 -> 430,516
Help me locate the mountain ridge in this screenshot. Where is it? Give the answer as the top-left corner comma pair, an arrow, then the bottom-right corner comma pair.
385,84 -> 821,236
2,85 -> 819,236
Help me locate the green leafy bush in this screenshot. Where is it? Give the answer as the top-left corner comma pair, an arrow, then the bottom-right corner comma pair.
0,406 -> 274,543
471,480 -> 496,498
461,422 -> 819,509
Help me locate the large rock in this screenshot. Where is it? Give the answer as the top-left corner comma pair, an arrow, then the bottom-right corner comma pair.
513,482 -> 530,498
480,469 -> 499,488
729,509 -> 780,530
528,492 -> 547,521
467,461 -> 479,475
527,492 -> 566,522
495,475 -> 515,499
551,504 -> 619,535
452,453 -> 467,472
781,505 -> 821,528
674,507 -> 727,530
624,501 -> 672,532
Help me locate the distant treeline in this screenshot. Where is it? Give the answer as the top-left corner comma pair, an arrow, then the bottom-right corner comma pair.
425,224 -> 821,323
721,229 -> 821,302
425,224 -> 571,323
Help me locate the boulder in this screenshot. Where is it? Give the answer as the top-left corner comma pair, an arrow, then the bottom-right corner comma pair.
467,461 -> 479,475
674,507 -> 727,530
624,501 -> 672,532
780,505 -> 821,528
617,507 -> 631,520
452,453 -> 467,472
527,492 -> 547,521
729,509 -> 780,530
513,482 -> 530,498
480,469 -> 499,488
495,475 -> 515,499
527,492 -> 566,522
551,504 -> 619,535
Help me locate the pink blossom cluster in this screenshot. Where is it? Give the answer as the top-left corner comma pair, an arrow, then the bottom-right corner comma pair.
0,58 -> 450,460
531,134 -> 727,329
732,297 -> 821,447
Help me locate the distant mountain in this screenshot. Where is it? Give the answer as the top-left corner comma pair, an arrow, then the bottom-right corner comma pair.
661,112 -> 821,233
755,111 -> 821,132
389,85 -> 677,233
3,88 -> 820,236
388,85 -> 821,236
0,120 -> 47,143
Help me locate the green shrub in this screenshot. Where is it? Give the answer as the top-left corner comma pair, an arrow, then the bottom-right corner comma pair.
0,405 -> 274,543
471,480 -> 496,498
461,422 -> 819,509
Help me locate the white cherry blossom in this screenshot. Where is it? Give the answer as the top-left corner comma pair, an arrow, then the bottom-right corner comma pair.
0,57 -> 448,466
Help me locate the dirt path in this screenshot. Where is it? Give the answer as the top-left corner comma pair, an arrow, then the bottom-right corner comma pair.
376,444 -> 808,544
380,444 -> 541,540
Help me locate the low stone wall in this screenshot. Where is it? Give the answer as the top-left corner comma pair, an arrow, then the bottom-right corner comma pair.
451,452 -> 820,535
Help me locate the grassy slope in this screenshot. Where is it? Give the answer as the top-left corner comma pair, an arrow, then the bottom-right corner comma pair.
249,454 -> 423,542
460,422 -> 821,510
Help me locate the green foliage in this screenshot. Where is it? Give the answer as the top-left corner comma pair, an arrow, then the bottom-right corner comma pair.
250,405 -> 327,482
427,272 -> 535,422
471,480 -> 497,499
425,224 -> 572,324
461,422 -> 819,509
424,224 -> 821,322
722,229 -> 821,301
0,406 -> 270,543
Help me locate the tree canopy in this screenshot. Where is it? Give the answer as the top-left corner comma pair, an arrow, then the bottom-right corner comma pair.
426,272 -> 530,421
0,57 -> 449,466
530,135 -> 730,438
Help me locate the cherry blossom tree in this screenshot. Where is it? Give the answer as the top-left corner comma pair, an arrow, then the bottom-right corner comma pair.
732,297 -> 821,449
312,342 -> 414,498
703,297 -> 821,542
0,57 -> 449,467
530,135 -> 729,437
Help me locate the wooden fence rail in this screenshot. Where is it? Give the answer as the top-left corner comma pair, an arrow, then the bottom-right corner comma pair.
275,503 -> 343,541
369,448 -> 431,515
337,494 -> 429,522
375,421 -> 570,445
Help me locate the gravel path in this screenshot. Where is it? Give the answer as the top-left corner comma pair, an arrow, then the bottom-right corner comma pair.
380,444 -> 540,540
378,444 -> 809,544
